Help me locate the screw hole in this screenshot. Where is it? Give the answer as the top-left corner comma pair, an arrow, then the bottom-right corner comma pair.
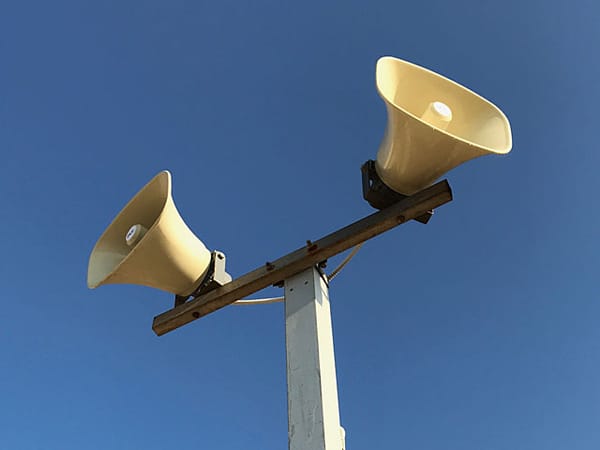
192,312 -> 200,319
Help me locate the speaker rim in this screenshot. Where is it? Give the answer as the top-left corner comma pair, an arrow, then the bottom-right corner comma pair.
376,56 -> 513,155
87,170 -> 172,289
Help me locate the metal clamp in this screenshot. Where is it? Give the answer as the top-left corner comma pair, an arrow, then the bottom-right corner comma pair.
174,251 -> 232,307
361,160 -> 432,224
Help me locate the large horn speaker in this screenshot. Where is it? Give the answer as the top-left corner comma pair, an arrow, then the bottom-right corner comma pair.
374,56 -> 512,195
87,171 -> 212,296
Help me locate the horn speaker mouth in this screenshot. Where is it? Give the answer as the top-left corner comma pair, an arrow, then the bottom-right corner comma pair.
374,56 -> 512,195
87,171 -> 212,296
87,171 -> 171,289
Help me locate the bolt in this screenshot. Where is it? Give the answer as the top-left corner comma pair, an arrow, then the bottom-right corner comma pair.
306,240 -> 318,252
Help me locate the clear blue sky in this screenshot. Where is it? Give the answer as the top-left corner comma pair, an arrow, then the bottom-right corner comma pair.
1,1 -> 599,449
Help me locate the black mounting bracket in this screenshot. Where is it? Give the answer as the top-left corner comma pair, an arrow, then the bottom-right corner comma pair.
361,160 -> 432,224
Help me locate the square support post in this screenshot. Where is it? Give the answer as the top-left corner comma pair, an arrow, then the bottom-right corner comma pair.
285,267 -> 345,450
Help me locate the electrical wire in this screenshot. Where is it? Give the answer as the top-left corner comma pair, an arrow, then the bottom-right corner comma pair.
327,242 -> 363,281
233,296 -> 284,306
232,243 -> 364,305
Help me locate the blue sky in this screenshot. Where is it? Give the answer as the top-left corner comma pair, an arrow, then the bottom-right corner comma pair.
1,0 -> 599,449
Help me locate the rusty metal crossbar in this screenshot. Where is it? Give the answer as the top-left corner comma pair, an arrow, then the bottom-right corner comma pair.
152,179 -> 452,335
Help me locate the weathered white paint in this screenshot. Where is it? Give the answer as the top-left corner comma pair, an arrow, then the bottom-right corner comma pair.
285,267 -> 344,450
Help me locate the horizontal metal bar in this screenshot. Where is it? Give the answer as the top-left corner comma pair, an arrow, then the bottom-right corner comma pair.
152,179 -> 452,336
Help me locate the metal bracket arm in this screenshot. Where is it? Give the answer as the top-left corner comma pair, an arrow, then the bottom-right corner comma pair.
152,179 -> 452,336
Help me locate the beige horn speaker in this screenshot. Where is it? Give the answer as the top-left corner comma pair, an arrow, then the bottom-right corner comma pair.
375,56 -> 512,195
87,170 -> 214,297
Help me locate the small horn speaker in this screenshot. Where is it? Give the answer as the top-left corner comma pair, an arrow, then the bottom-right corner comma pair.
87,171 -> 212,296
374,56 -> 512,195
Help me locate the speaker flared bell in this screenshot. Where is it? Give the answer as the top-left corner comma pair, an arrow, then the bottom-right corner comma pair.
87,171 -> 212,297
375,56 -> 512,195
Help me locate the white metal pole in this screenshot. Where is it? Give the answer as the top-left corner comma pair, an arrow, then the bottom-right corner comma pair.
284,267 -> 345,450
